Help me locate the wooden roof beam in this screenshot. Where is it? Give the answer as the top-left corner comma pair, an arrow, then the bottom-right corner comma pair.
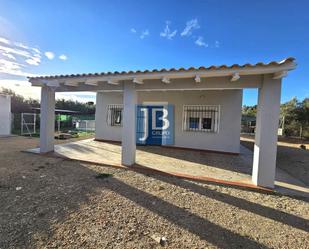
133,78 -> 144,84
231,73 -> 240,82
273,71 -> 288,79
107,79 -> 120,85
162,77 -> 170,84
194,75 -> 201,83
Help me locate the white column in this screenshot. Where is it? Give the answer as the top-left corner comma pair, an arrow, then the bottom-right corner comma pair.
252,75 -> 282,188
121,83 -> 137,166
40,86 -> 55,153
95,92 -> 104,139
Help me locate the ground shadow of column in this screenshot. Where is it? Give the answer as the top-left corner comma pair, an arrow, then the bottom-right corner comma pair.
130,164 -> 309,233
102,177 -> 270,248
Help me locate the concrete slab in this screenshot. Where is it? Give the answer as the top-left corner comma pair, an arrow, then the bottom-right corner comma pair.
27,139 -> 309,198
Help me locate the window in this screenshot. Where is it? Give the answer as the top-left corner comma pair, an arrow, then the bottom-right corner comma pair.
183,105 -> 219,132
189,117 -> 199,129
107,104 -> 123,126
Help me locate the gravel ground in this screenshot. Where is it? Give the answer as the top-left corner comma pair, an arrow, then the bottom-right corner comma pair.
0,136 -> 308,249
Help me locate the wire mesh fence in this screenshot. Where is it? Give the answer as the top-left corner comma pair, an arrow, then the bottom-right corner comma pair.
11,113 -> 95,136
74,120 -> 95,132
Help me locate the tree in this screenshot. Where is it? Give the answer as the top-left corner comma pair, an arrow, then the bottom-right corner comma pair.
242,105 -> 257,116
294,98 -> 309,138
0,87 -> 95,114
242,97 -> 309,139
0,87 -> 39,113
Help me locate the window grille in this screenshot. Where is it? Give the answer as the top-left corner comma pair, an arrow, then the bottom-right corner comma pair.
107,104 -> 123,126
183,105 -> 219,133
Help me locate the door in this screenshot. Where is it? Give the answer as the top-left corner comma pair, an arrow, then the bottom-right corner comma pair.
136,103 -> 174,145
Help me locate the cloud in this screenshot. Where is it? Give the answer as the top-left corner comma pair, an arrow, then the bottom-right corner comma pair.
0,58 -> 39,77
0,80 -> 96,102
140,29 -> 150,39
59,54 -> 68,60
0,44 -> 32,58
195,36 -> 208,47
181,18 -> 200,37
25,55 -> 41,66
2,52 -> 16,60
160,21 -> 177,40
14,42 -> 30,50
130,28 -> 137,33
56,92 -> 96,103
0,37 -> 43,77
0,37 -> 10,45
0,37 -> 67,79
0,79 -> 41,99
44,51 -> 55,60
32,48 -> 40,54
215,40 -> 220,48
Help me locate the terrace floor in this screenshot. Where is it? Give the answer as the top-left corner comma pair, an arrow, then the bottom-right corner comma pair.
27,138 -> 309,197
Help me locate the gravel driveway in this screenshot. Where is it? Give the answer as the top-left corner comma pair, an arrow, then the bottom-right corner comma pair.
0,136 -> 308,249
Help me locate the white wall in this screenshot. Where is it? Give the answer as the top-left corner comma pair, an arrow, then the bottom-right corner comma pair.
0,95 -> 11,136
95,90 -> 242,153
95,92 -> 123,141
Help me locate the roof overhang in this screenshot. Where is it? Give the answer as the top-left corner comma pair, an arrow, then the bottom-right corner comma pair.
28,57 -> 297,90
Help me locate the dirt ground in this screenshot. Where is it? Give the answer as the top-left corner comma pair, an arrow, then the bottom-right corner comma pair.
0,136 -> 308,249
241,134 -> 309,186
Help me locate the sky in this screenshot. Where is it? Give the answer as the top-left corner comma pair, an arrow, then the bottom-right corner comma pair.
0,0 -> 308,104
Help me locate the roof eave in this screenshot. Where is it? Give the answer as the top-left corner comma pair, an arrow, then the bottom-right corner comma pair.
29,60 -> 296,87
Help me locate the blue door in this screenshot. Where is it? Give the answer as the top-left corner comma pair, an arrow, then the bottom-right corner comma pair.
136,105 -> 174,145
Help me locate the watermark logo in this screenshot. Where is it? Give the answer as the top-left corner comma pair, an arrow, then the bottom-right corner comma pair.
136,105 -> 174,145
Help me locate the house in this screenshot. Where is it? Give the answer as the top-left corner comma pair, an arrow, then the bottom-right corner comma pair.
28,57 -> 296,188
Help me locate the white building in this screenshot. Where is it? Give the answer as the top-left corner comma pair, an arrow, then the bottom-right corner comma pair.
28,57 -> 296,188
0,94 -> 11,136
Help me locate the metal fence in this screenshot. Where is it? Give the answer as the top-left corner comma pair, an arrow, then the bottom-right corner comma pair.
21,113 -> 37,136
11,113 -> 95,135
75,120 -> 95,132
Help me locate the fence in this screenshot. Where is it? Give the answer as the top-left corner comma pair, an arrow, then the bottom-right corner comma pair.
75,120 -> 95,132
12,113 -> 95,135
12,113 -> 40,136
21,113 -> 37,136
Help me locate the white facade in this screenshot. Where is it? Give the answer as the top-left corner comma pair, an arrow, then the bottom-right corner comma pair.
29,58 -> 297,188
0,94 -> 11,136
95,90 -> 242,153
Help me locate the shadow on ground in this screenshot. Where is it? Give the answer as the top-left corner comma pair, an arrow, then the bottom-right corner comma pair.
2,150 -> 309,248
241,139 -> 309,186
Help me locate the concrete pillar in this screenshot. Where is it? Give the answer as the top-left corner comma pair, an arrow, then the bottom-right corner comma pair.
121,83 -> 137,166
252,75 -> 282,188
95,92 -> 104,139
40,86 -> 55,153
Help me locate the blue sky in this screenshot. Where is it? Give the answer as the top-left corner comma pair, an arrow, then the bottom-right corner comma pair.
0,0 -> 308,104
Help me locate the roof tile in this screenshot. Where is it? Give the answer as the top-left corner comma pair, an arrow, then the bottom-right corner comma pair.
28,57 -> 295,80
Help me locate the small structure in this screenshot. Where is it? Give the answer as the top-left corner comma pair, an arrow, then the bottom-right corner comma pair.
28,58 -> 296,188
75,119 -> 95,131
0,94 -> 11,136
31,107 -> 79,132
241,115 -> 256,134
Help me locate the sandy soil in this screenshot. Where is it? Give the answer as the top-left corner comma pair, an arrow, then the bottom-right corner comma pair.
0,136 -> 308,249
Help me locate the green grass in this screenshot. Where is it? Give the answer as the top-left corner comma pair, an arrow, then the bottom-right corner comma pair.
95,173 -> 113,179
